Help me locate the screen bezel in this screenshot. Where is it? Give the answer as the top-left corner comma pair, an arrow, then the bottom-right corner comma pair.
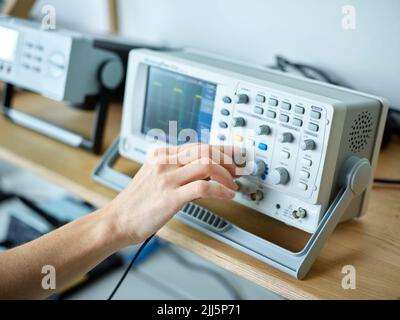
119,50 -> 238,164
140,65 -> 218,145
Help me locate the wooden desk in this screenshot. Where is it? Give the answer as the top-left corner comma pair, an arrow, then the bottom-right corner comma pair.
0,91 -> 399,300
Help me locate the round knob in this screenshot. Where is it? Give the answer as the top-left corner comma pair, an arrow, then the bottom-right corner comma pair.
234,94 -> 249,104
301,139 -> 316,151
231,117 -> 246,128
235,179 -> 257,195
101,59 -> 124,90
250,190 -> 264,202
278,132 -> 294,143
256,125 -> 271,136
251,160 -> 267,177
292,208 -> 307,219
270,167 -> 290,185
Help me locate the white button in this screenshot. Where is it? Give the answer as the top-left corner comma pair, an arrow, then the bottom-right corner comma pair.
310,111 -> 322,120
300,171 -> 310,179
308,123 -> 319,132
281,151 -> 290,159
298,183 -> 308,191
267,110 -> 277,119
302,159 -> 312,167
279,114 -> 290,123
254,106 -> 264,115
295,106 -> 305,115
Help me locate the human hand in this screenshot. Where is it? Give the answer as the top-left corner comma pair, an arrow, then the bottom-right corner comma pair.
104,144 -> 240,246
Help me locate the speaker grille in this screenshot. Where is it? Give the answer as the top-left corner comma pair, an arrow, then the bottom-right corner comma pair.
348,111 -> 373,153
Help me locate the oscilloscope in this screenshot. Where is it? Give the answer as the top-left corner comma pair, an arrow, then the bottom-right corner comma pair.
119,49 -> 387,233
94,48 -> 387,278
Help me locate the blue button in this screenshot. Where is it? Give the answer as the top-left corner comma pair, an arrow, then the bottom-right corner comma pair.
258,143 -> 268,151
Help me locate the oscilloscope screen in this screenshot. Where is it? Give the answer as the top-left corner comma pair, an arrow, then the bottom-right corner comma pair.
142,66 -> 217,145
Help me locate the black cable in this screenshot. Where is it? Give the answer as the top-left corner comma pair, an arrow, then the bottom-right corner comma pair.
164,245 -> 243,300
270,55 -> 345,87
374,178 -> 400,185
108,234 -> 156,300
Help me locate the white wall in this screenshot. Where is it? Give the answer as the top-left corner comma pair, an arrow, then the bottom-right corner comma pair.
32,0 -> 111,34
117,0 -> 400,108
31,0 -> 400,108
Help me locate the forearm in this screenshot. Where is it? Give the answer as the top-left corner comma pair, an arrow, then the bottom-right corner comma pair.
0,145 -> 238,300
0,207 -> 124,299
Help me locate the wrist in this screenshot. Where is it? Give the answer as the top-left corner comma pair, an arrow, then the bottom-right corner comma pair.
96,203 -> 142,249
92,205 -> 128,252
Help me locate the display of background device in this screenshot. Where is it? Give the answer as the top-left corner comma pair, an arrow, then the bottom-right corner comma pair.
0,26 -> 18,62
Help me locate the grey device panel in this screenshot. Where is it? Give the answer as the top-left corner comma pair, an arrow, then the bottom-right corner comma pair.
0,15 -> 118,104
171,50 -> 383,221
0,16 -> 124,153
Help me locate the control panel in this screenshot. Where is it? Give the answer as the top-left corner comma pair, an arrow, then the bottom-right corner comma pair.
119,49 -> 386,233
211,85 -> 326,196
207,83 -> 329,232
0,16 -> 118,104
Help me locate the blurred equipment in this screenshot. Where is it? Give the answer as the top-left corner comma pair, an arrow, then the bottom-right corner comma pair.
94,49 -> 388,279
0,191 -> 124,298
94,35 -> 164,101
0,16 -> 124,153
1,0 -> 36,19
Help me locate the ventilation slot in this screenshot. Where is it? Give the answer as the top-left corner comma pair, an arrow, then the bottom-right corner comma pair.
348,111 -> 373,153
181,203 -> 230,232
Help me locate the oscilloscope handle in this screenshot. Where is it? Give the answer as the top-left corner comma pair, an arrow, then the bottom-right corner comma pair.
92,138 -> 132,191
92,139 -> 372,279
